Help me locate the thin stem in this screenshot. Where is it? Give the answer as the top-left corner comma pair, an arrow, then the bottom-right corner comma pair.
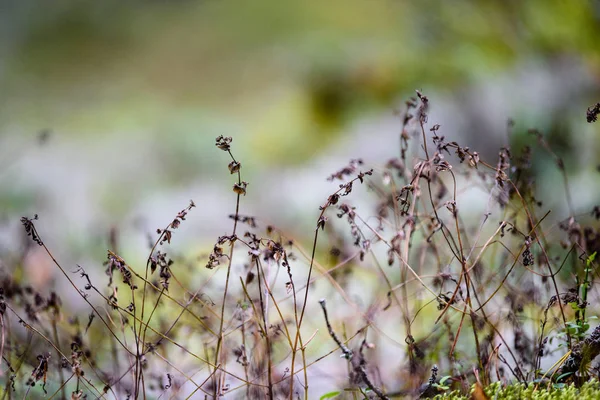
214,148 -> 242,397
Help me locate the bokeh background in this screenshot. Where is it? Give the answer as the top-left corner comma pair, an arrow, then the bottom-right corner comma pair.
1,0 -> 600,397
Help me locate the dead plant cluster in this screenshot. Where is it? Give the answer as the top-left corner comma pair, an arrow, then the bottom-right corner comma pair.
0,94 -> 599,399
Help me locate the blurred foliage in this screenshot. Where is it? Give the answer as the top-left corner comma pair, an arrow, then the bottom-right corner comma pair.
1,0 -> 599,165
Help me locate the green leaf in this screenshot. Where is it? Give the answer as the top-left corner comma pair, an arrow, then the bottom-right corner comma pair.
556,371 -> 575,382
320,391 -> 341,400
553,382 -> 566,389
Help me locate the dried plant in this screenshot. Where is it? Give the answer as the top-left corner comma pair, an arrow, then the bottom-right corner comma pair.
0,95 -> 599,400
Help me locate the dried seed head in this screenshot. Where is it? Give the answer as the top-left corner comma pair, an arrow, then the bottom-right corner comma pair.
587,102 -> 600,123
228,160 -> 241,174
215,135 -> 233,151
233,181 -> 248,196
21,215 -> 43,246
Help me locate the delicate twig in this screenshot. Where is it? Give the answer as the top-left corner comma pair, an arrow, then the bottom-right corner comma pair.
318,299 -> 389,400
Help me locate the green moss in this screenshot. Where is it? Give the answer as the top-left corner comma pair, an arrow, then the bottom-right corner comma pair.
434,380 -> 600,400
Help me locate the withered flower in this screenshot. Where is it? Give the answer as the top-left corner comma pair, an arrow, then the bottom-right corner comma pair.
317,216 -> 328,231
468,152 -> 480,168
233,181 -> 248,196
206,239 -> 232,269
215,135 -> 233,151
328,159 -> 363,181
230,214 -> 257,227
107,251 -> 137,290
435,160 -> 452,172
21,215 -> 43,246
522,236 -> 534,267
29,353 -> 51,394
228,161 -> 241,174
587,102 -> 600,123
